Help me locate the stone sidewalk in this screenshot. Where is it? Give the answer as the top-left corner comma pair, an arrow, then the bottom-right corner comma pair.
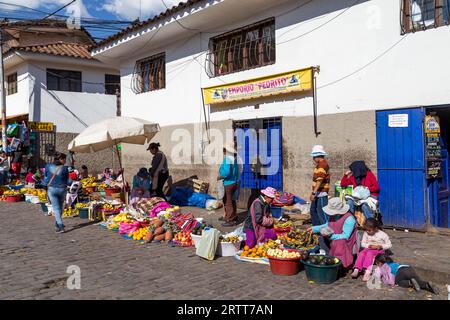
190,206 -> 450,286
0,202 -> 448,300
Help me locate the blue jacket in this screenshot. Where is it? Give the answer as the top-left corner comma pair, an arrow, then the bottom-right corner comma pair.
44,163 -> 71,189
312,215 -> 357,240
219,156 -> 240,186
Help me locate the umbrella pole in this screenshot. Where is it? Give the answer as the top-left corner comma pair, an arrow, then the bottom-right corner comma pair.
115,142 -> 128,208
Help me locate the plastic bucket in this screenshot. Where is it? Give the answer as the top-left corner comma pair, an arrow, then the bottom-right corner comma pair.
78,208 -> 89,219
6,194 -> 22,202
301,257 -> 342,284
216,241 -> 239,257
191,234 -> 202,249
268,255 -> 301,276
271,206 -> 282,218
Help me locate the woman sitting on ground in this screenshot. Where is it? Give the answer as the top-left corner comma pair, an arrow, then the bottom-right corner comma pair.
340,160 -> 380,219
243,187 -> 278,249
307,197 -> 357,269
130,168 -> 151,206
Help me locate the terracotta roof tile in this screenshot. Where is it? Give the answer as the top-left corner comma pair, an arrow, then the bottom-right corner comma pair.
92,0 -> 203,50
10,42 -> 93,60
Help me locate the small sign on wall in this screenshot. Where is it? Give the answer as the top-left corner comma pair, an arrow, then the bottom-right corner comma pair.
388,114 -> 409,127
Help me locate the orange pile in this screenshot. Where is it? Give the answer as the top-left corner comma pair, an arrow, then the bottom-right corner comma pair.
240,245 -> 267,258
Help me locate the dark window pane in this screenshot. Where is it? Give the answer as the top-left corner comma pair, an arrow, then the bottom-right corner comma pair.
7,73 -> 17,95
46,69 -> 81,92
105,74 -> 120,94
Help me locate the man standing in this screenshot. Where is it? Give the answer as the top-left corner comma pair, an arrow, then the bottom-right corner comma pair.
310,145 -> 331,226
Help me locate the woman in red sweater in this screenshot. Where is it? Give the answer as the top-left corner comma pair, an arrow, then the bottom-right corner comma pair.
340,161 -> 380,218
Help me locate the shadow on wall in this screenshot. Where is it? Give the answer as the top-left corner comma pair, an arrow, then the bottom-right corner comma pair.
55,132 -> 120,175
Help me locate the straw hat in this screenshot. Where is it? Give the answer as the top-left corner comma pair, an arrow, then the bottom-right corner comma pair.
223,143 -> 237,154
310,145 -> 327,157
323,197 -> 350,216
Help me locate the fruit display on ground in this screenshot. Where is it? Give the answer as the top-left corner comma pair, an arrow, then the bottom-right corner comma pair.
173,232 -> 193,246
81,177 -> 97,188
129,227 -> 149,241
274,220 -> 293,229
3,190 -> 21,196
280,229 -> 319,250
62,207 -> 77,217
240,245 -> 267,258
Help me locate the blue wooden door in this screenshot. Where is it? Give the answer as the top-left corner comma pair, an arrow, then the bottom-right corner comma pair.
235,118 -> 283,191
376,108 -> 427,229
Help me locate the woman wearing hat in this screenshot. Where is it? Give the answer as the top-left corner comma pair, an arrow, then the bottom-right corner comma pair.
130,168 -> 151,206
309,145 -> 331,226
307,197 -> 357,269
243,187 -> 277,248
148,142 -> 169,200
218,143 -> 240,227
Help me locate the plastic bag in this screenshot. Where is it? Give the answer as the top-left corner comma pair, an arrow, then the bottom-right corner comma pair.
196,228 -> 220,261
217,180 -> 225,200
352,186 -> 370,200
205,199 -> 223,211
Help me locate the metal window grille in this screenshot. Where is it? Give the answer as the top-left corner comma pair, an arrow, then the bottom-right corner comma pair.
131,53 -> 166,94
206,18 -> 276,78
401,0 -> 450,34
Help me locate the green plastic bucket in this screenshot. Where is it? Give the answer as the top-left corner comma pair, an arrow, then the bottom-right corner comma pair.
301,257 -> 342,284
78,208 -> 89,219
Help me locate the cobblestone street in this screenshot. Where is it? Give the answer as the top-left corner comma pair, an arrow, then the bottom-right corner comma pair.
0,202 -> 446,300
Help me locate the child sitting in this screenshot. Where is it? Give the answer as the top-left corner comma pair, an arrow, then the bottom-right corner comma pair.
351,218 -> 392,281
373,253 -> 439,295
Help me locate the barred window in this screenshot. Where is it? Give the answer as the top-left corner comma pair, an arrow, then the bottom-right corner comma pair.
131,53 -> 165,94
401,0 -> 450,33
206,18 -> 275,77
105,74 -> 120,95
7,73 -> 17,95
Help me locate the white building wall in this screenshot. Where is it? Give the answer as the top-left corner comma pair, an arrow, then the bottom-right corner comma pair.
26,60 -> 117,133
5,63 -> 30,118
117,0 -> 450,126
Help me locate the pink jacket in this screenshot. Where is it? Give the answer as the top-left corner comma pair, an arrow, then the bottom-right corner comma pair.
373,264 -> 395,286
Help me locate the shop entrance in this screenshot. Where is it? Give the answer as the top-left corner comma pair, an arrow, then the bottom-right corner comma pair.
234,117 -> 283,209
426,106 -> 450,228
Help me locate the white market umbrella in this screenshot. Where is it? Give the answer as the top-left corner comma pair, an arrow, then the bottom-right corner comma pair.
68,117 -> 160,199
68,117 -> 160,153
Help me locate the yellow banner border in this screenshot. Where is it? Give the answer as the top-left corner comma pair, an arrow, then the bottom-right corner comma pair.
202,67 -> 314,105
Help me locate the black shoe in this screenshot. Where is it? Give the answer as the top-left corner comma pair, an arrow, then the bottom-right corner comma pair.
221,222 -> 237,227
426,282 -> 440,295
410,278 -> 421,292
218,217 -> 225,221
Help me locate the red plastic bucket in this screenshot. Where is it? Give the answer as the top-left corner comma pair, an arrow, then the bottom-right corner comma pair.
105,187 -> 121,196
268,250 -> 301,276
6,194 -> 22,202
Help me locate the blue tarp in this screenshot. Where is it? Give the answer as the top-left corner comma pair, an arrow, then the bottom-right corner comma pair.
169,187 -> 215,208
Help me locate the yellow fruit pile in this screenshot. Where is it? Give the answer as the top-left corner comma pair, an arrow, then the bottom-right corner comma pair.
81,177 -> 97,188
4,190 -> 21,196
20,188 -> 47,197
75,203 -> 89,209
129,228 -> 149,241
220,235 -> 240,243
63,207 -> 77,217
96,183 -> 108,191
102,203 -> 115,211
113,213 -> 133,223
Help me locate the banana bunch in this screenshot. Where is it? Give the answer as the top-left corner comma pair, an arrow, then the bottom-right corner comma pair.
275,220 -> 293,228
102,203 -> 115,211
63,207 -> 77,217
96,183 -> 108,191
113,213 -> 133,223
107,222 -> 120,230
220,235 -> 240,243
129,228 -> 149,241
75,203 -> 90,209
81,177 -> 96,188
4,190 -> 20,196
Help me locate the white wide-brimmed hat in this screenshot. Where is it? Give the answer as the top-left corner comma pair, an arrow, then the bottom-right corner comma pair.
223,143 -> 237,154
310,145 -> 327,157
323,197 -> 350,216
